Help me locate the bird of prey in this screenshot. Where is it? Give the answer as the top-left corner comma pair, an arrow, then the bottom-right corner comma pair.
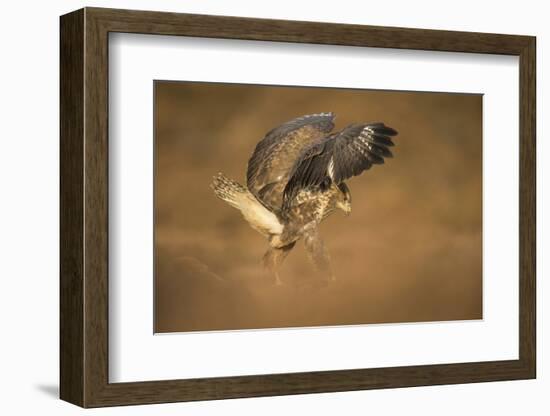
211,112 -> 397,285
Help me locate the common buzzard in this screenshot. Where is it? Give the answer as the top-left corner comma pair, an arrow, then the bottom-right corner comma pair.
211,112 -> 398,285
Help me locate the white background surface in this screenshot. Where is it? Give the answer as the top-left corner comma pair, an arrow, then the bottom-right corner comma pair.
110,34 -> 519,382
0,0 -> 546,414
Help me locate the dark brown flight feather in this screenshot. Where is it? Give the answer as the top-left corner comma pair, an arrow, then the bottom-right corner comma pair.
282,122 -> 398,210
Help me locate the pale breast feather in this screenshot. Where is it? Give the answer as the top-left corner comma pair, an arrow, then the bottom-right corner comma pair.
238,191 -> 284,236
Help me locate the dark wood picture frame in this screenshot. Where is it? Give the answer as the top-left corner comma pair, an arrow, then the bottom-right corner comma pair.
60,7 -> 536,408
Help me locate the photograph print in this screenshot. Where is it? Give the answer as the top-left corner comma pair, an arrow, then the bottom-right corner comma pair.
154,81 -> 482,333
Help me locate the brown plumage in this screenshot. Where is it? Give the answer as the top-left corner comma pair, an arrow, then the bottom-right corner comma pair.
211,112 -> 397,285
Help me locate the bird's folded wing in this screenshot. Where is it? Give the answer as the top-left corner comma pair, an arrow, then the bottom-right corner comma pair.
246,112 -> 335,211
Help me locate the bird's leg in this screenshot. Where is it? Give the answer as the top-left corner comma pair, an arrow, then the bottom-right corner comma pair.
274,269 -> 282,286
304,229 -> 335,281
262,242 -> 296,285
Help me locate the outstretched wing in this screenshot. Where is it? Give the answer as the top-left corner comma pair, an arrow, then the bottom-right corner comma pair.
283,123 -> 398,208
246,112 -> 335,211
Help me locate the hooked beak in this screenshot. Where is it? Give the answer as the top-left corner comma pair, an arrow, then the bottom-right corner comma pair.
341,203 -> 352,217
336,198 -> 352,217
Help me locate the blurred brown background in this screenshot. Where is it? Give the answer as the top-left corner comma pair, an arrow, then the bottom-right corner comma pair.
154,81 -> 482,333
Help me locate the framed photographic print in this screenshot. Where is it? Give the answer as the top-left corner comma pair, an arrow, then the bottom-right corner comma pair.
60,7 -> 536,408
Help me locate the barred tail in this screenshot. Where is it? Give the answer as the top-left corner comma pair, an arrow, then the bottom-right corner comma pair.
210,172 -> 283,236
210,172 -> 249,210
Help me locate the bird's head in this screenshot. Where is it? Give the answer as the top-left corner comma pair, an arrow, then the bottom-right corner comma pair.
336,182 -> 352,216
